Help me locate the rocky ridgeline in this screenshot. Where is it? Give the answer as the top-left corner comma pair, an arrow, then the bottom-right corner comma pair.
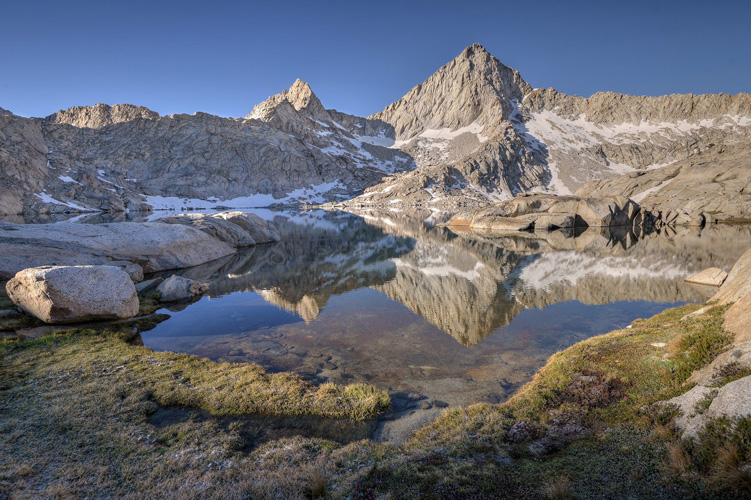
3,44 -> 749,220
0,81 -> 414,217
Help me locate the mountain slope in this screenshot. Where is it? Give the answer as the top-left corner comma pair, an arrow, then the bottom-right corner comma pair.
332,46 -> 751,218
2,44 -> 750,218
0,83 -> 415,216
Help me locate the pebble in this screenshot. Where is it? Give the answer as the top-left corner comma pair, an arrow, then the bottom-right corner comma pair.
432,400 -> 449,408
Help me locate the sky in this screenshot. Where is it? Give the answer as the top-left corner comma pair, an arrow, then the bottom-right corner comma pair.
1,0 -> 750,119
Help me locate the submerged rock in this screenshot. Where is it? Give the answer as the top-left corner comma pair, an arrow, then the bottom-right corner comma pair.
157,275 -> 209,302
5,265 -> 139,324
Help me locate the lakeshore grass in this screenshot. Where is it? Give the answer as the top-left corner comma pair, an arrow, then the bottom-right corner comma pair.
0,301 -> 745,498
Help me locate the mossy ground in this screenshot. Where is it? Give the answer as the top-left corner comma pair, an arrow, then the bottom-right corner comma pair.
0,296 -> 745,498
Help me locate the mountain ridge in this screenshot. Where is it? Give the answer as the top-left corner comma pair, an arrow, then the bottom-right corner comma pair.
1,44 -> 750,219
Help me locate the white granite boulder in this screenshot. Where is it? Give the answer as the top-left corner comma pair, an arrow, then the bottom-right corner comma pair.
212,212 -> 281,244
5,265 -> 139,324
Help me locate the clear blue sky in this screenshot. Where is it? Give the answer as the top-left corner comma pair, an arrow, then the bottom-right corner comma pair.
2,0 -> 749,118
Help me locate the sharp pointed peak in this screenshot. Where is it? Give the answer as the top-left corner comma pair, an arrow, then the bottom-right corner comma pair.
462,43 -> 489,56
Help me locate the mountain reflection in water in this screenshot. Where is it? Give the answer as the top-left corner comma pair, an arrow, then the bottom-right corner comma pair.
142,209 -> 751,407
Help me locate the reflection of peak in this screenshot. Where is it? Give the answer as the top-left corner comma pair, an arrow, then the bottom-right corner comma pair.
372,239 -> 523,346
257,289 -> 322,322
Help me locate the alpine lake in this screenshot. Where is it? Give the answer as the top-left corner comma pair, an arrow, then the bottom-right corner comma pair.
107,208 -> 751,413
10,208 -> 751,430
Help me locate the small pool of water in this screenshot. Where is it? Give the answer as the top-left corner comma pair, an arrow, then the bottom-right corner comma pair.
140,209 -> 751,408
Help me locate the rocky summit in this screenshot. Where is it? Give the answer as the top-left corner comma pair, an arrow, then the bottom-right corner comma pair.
1,44 -> 750,220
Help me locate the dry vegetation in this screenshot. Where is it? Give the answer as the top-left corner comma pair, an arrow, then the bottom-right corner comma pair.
1,290 -> 749,498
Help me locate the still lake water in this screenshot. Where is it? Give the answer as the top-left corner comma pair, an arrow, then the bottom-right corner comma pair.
136,209 -> 751,408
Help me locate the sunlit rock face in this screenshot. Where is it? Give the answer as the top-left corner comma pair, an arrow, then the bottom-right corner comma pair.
0,85 -> 416,216
4,45 -> 749,220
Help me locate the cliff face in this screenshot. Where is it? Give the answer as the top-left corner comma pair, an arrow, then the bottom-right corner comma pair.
2,44 -> 750,218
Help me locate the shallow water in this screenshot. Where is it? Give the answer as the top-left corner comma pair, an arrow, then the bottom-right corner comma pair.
140,210 -> 751,408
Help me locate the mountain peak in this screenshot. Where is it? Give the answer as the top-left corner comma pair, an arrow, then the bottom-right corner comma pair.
461,43 -> 489,57
246,79 -> 328,122
371,45 -> 531,140
286,79 -> 322,113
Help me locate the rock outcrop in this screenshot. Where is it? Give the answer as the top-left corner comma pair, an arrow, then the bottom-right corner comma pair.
0,221 -> 234,279
5,265 -> 139,324
445,194 -> 642,233
0,213 -> 280,280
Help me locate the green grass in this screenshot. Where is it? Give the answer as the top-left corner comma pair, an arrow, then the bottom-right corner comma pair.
0,299 -> 744,499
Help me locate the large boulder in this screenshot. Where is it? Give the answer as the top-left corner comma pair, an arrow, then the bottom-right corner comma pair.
157,214 -> 257,248
211,212 -> 281,244
156,275 -> 209,302
5,265 -> 139,324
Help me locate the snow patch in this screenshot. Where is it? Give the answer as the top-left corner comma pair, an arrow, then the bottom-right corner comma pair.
516,251 -> 688,291
34,191 -> 89,211
144,181 -> 345,211
58,175 -> 79,184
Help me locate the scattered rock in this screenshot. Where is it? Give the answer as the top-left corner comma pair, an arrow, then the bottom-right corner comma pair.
135,277 -> 164,293
432,400 -> 449,408
5,265 -> 139,324
684,267 -> 728,287
156,275 -> 209,302
667,377 -> 751,439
